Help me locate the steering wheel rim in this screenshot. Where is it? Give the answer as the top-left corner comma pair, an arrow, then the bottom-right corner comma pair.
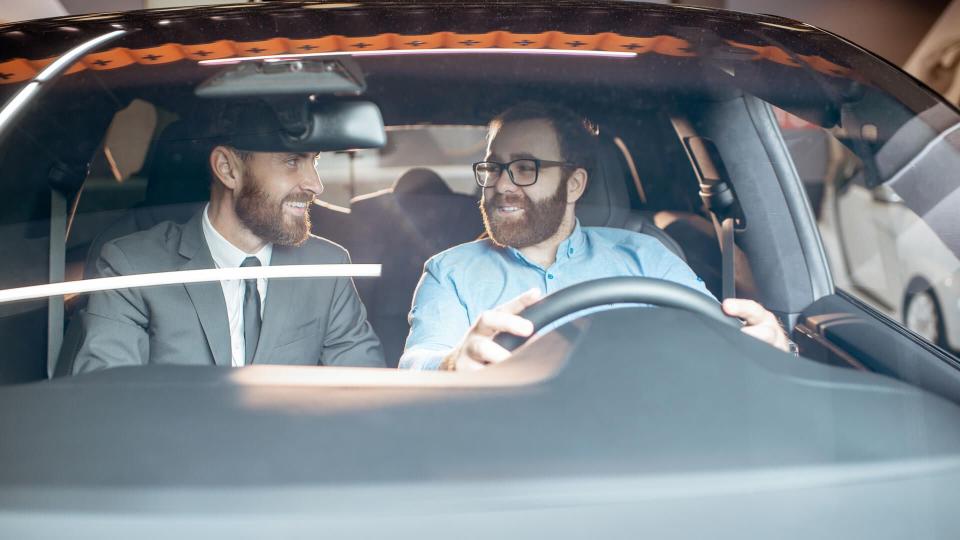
493,277 -> 741,351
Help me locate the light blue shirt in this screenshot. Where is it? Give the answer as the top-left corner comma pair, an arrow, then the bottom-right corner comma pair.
399,221 -> 716,370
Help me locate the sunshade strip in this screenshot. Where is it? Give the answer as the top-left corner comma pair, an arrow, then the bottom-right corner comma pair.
0,264 -> 381,304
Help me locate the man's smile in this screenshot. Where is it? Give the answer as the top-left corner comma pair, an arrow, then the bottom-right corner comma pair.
496,205 -> 524,215
282,198 -> 312,216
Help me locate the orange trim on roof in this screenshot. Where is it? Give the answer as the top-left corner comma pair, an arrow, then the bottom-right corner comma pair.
131,44 -> 185,64
235,38 -> 290,57
0,31 -> 854,86
600,34 -> 695,57
798,54 -> 852,78
391,33 -> 445,50
82,49 -> 136,70
287,36 -> 340,54
445,32 -> 499,48
31,56 -> 87,75
498,32 -> 550,49
548,33 -> 603,50
338,34 -> 391,51
727,40 -> 801,66
182,41 -> 237,61
0,59 -> 38,84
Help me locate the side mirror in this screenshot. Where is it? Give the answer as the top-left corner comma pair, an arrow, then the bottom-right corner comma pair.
872,184 -> 903,204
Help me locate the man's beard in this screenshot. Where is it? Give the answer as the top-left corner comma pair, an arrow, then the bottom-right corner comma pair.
235,173 -> 312,247
481,179 -> 567,249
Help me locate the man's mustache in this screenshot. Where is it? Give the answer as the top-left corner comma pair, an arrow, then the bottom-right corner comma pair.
485,193 -> 528,208
283,192 -> 316,205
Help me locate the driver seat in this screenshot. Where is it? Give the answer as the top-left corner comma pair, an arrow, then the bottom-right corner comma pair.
576,133 -> 687,260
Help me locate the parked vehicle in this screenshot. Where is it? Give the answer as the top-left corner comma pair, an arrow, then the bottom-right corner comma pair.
1,2 -> 960,537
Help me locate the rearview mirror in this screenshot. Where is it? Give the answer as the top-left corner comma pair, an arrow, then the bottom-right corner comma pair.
305,100 -> 387,151
224,100 -> 387,153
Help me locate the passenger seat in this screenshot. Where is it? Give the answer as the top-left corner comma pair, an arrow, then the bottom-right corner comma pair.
82,120 -> 210,278
57,121 -> 210,377
343,168 -> 483,366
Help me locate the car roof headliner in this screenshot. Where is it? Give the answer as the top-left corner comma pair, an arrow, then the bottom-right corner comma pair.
0,1 -> 863,118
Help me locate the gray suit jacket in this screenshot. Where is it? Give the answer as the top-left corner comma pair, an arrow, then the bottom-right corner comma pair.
67,212 -> 385,373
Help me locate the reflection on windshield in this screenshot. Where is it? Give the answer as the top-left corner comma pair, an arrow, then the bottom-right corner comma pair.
0,24 -> 957,390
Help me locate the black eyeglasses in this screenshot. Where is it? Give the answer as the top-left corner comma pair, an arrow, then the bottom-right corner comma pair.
473,158 -> 575,188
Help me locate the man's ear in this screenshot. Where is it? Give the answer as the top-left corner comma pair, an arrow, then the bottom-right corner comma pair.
209,146 -> 243,191
566,168 -> 589,204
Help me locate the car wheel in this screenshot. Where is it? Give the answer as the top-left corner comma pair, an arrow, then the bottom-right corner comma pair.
904,289 -> 945,346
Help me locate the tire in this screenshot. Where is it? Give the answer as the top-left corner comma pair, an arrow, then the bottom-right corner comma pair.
904,289 -> 946,347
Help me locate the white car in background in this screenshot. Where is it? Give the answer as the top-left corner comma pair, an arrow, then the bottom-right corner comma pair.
779,108 -> 960,351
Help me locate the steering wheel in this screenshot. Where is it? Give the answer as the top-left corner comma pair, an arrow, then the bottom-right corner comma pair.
493,276 -> 742,351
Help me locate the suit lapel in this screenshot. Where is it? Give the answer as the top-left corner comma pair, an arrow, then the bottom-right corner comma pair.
178,212 -> 232,367
252,245 -> 298,364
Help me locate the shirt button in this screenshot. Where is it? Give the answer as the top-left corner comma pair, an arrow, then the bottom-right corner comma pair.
568,248 -> 574,255
547,273 -> 555,280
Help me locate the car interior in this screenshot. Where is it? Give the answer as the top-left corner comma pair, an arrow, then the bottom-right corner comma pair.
1,38 -> 957,407
10,7 -> 960,534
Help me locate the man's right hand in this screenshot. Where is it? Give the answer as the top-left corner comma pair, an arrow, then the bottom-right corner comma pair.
441,288 -> 543,371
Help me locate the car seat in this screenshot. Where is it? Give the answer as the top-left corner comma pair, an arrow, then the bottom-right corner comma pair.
576,133 -> 687,260
81,120 -> 211,278
344,168 -> 483,366
56,121 -> 211,377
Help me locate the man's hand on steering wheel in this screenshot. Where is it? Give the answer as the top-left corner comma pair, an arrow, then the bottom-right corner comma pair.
440,288 -> 542,371
721,298 -> 793,353
440,282 -> 794,370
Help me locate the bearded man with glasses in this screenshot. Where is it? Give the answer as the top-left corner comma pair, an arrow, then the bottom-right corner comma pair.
399,102 -> 792,371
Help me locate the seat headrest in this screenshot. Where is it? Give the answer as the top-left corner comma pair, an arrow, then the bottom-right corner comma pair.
144,120 -> 211,206
393,167 -> 453,196
575,134 -> 631,227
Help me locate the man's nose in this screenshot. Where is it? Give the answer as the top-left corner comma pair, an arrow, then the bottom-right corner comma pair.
301,164 -> 324,196
494,167 -> 517,194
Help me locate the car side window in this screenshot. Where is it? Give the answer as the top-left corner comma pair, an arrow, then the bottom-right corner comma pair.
777,107 -> 960,354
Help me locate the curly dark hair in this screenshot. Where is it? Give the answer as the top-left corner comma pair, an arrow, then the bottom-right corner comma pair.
488,101 -> 599,181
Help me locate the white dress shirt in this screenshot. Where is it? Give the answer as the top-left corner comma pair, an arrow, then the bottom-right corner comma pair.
201,204 -> 273,367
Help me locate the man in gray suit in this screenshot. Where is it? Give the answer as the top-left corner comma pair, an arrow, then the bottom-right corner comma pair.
66,105 -> 385,373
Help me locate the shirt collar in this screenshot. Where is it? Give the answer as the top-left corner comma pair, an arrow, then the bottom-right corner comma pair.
556,219 -> 586,262
505,219 -> 586,267
201,204 -> 273,269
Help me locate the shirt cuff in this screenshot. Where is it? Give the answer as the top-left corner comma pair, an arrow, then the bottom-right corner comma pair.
398,347 -> 448,371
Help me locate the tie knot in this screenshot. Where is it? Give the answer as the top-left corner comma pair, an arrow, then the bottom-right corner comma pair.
241,256 -> 261,268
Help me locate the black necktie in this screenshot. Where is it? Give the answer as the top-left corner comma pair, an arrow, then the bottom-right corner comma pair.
241,256 -> 262,365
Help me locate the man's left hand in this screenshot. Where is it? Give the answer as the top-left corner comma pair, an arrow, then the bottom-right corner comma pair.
721,298 -> 792,353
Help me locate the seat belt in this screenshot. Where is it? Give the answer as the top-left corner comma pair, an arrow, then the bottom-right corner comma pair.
682,136 -> 742,301
47,189 -> 67,378
713,214 -> 736,301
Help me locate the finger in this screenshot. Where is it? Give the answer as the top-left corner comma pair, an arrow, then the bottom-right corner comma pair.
741,322 -> 789,351
723,298 -> 774,326
740,323 -> 777,343
465,337 -> 512,365
472,310 -> 535,338
496,288 -> 544,315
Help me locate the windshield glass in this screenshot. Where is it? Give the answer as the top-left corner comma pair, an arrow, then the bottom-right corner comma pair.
0,4 -> 958,382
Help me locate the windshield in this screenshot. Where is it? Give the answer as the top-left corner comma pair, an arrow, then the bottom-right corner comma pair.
0,4 -> 957,381
8,5 -> 960,533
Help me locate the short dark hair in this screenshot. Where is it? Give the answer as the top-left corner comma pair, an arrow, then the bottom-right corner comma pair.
232,148 -> 254,162
489,102 -> 598,180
